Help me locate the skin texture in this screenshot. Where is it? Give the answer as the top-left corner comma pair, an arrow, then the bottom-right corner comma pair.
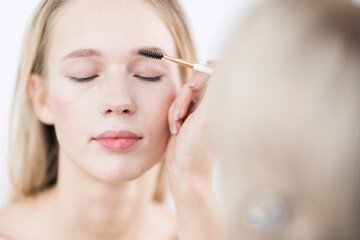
0,0 -> 222,239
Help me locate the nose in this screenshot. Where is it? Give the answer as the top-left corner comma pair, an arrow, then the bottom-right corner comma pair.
99,75 -> 136,116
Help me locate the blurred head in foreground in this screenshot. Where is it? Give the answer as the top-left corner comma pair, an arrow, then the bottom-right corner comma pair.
207,0 -> 360,239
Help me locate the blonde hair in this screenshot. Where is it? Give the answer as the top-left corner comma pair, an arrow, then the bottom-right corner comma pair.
8,0 -> 197,202
208,0 -> 360,239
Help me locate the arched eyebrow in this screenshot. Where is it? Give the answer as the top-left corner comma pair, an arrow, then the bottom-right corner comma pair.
62,48 -> 102,60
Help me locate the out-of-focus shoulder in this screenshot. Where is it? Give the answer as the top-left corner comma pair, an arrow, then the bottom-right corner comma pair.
0,201 -> 30,240
0,189 -> 56,240
0,233 -> 12,240
0,205 -> 15,240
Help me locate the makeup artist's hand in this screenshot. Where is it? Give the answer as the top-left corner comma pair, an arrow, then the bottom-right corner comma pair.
165,62 -> 223,240
166,61 -> 216,190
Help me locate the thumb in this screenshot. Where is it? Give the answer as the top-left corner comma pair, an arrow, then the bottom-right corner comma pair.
165,135 -> 177,167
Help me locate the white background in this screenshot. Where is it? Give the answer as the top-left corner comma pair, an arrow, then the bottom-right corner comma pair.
0,0 -> 256,208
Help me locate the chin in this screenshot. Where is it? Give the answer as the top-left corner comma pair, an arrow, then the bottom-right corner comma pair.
93,165 -> 146,184
90,157 -> 160,184
99,175 -> 142,184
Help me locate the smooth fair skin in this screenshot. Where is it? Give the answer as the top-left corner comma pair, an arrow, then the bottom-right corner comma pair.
0,0 -> 222,240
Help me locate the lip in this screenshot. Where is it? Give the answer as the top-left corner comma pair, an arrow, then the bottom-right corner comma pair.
94,130 -> 142,151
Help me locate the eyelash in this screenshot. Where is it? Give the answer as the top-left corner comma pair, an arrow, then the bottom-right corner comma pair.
69,75 -> 162,82
134,75 -> 162,82
69,75 -> 98,82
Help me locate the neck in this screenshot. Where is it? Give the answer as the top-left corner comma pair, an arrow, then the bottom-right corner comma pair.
51,150 -> 162,240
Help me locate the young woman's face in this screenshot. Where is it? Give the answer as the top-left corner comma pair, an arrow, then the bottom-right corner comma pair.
44,0 -> 181,182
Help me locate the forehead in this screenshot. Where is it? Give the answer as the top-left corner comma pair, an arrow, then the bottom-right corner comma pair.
49,0 -> 176,61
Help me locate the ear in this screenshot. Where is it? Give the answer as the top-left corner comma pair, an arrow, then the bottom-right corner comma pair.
28,74 -> 54,125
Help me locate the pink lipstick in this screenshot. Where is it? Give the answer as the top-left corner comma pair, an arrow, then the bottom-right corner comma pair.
94,130 -> 142,151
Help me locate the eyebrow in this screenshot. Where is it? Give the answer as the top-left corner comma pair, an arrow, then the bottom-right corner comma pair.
132,46 -> 168,56
62,48 -> 102,60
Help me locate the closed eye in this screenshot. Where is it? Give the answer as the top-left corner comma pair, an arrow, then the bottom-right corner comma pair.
69,75 -> 98,82
134,75 -> 162,82
68,75 -> 162,82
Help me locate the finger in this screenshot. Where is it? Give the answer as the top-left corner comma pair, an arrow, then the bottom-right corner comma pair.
168,103 -> 182,135
170,120 -> 181,135
168,87 -> 191,134
188,61 -> 217,91
188,72 -> 210,91
185,63 -> 217,116
168,101 -> 179,135
165,135 -> 177,166
178,87 -> 193,117
168,85 -> 204,135
176,83 -> 207,121
186,86 -> 210,118
206,60 -> 218,68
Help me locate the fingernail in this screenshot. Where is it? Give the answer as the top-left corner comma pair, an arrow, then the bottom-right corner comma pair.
171,124 -> 178,135
172,107 -> 181,121
188,77 -> 198,87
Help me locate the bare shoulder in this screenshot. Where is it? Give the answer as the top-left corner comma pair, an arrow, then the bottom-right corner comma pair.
0,199 -> 31,239
0,221 -> 12,240
0,233 -> 11,240
149,202 -> 178,240
0,190 -> 52,240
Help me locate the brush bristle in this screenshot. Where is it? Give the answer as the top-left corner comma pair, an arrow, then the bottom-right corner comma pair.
138,48 -> 164,60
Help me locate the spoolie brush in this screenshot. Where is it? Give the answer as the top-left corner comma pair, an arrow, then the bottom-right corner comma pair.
138,48 -> 213,75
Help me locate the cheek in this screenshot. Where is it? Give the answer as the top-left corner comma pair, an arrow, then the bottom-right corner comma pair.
48,80 -> 94,144
140,84 -> 176,137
